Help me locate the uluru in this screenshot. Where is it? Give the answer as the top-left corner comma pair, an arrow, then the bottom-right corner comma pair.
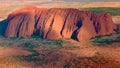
5,6 -> 116,41
0,0 -> 120,68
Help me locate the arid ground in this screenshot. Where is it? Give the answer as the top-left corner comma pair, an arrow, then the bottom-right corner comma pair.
0,37 -> 120,68
0,1 -> 120,68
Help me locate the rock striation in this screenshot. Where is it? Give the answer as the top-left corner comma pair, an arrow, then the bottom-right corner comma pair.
5,6 -> 116,41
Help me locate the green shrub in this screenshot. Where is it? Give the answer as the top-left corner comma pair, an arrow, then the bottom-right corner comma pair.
22,41 -> 34,49
43,39 -> 63,46
91,35 -> 120,46
31,35 -> 43,40
18,40 -> 40,62
96,36 -> 101,38
64,63 -> 71,68
17,49 -> 40,62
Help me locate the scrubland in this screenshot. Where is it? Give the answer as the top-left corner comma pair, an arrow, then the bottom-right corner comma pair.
0,1 -> 120,68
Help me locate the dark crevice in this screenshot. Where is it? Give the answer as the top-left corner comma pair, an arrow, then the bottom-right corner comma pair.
34,13 -> 42,28
60,11 -> 70,37
33,10 -> 42,36
44,10 -> 58,38
7,14 -> 15,21
33,30 -> 40,36
40,10 -> 51,37
45,18 -> 54,38
71,30 -> 78,40
71,20 -> 82,40
76,20 -> 82,28
16,14 -> 26,37
94,22 -> 100,33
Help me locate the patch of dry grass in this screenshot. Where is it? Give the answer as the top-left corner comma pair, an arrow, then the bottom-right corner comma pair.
0,37 -> 120,68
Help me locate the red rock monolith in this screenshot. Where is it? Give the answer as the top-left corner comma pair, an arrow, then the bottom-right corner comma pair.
5,6 -> 116,41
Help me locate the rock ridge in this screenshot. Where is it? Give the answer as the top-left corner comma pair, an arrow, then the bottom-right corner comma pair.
5,6 -> 116,41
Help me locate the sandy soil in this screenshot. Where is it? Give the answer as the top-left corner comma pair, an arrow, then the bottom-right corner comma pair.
62,40 -> 120,63
0,47 -> 32,68
0,40 -> 120,68
0,47 -> 31,56
112,16 -> 120,24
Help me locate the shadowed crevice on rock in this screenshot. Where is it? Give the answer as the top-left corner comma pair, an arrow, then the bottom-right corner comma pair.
71,20 -> 82,41
4,6 -> 116,41
16,14 -> 26,37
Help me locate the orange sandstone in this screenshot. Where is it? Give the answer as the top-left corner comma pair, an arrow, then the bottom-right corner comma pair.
5,6 -> 116,41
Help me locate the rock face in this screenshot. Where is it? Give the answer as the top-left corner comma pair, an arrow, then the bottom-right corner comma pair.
5,6 -> 116,41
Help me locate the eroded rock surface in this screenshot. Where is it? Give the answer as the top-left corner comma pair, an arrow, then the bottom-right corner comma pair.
5,6 -> 116,41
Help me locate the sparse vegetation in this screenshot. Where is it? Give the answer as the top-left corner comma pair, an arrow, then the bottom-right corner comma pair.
91,35 -> 120,46
43,39 -> 63,47
17,39 -> 40,63
116,24 -> 120,34
67,55 -> 119,68
17,50 -> 40,62
0,34 -> 120,67
31,35 -> 43,40
0,56 -> 20,64
0,35 -> 63,66
0,1 -> 120,68
84,8 -> 120,16
91,24 -> 120,46
0,37 -> 24,47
